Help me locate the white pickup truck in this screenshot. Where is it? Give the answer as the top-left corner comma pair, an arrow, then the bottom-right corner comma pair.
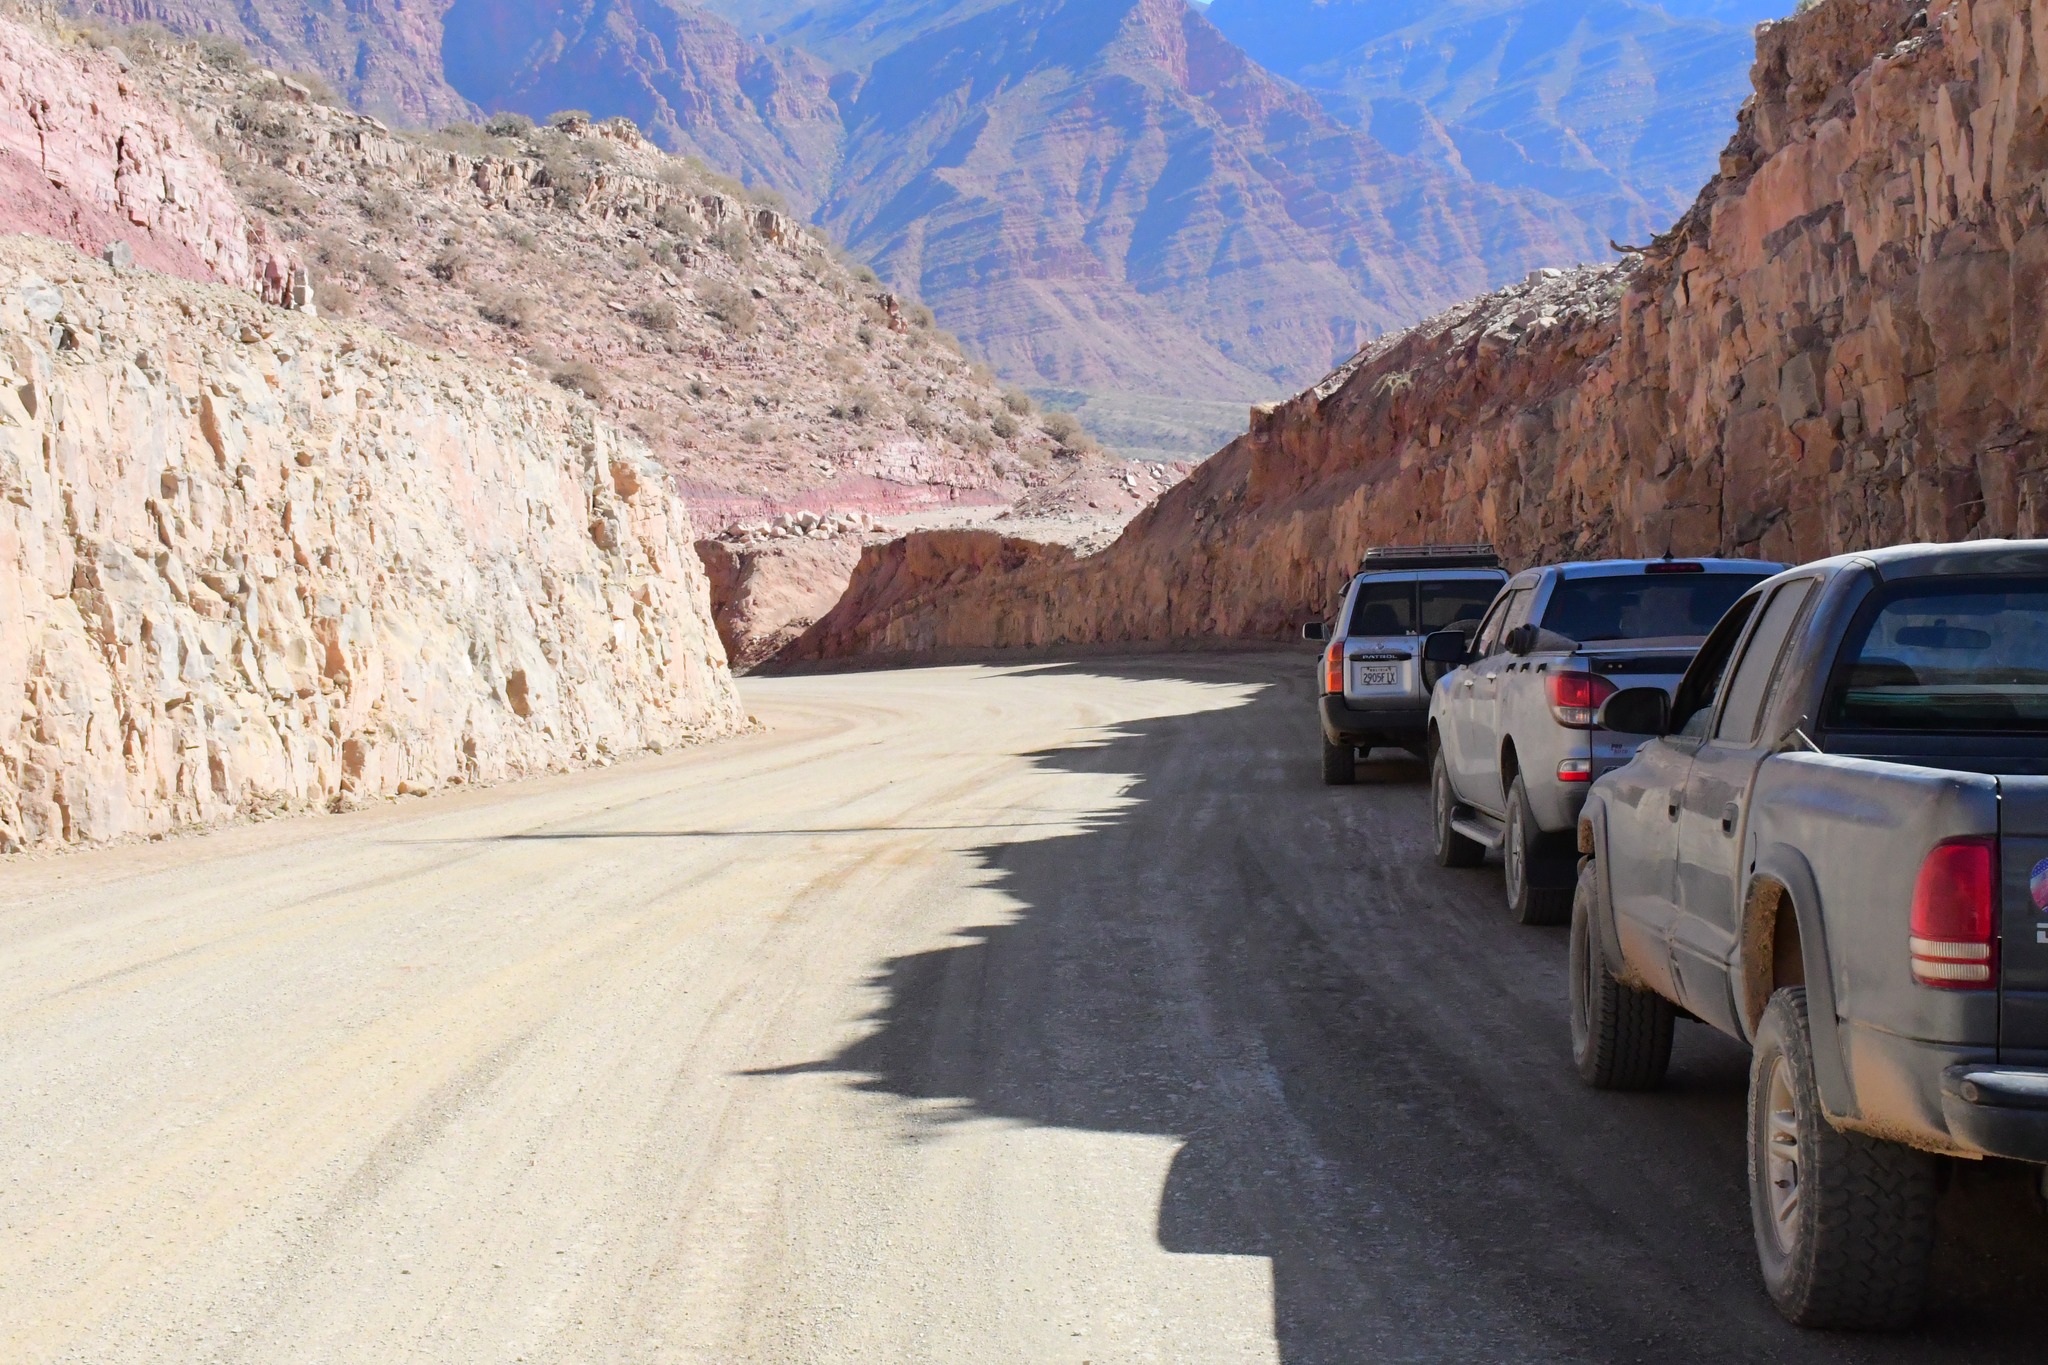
1420,557 -> 1781,922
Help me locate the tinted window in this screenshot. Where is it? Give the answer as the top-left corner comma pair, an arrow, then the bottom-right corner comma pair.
1715,580 -> 1815,743
1670,592 -> 1761,735
1347,581 -> 1413,636
1476,588 -> 1529,656
1420,579 -> 1504,633
1543,572 -> 1771,643
1827,583 -> 2048,732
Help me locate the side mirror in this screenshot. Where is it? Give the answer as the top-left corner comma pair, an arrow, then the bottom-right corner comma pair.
1597,687 -> 1671,736
1302,621 -> 1330,643
1505,623 -> 1540,656
1421,629 -> 1470,666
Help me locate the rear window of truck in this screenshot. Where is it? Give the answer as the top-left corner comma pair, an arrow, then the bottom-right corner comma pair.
1828,583 -> 2048,732
1542,572 -> 1769,643
1347,579 -> 1502,636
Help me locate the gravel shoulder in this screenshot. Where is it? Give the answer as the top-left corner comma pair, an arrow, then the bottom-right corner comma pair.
2,653 -> 2042,1363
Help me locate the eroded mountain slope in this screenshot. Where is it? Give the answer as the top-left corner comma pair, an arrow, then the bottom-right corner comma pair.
786,0 -> 2048,661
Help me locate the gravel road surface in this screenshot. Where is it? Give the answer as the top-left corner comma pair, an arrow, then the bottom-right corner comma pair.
4,653 -> 2043,1363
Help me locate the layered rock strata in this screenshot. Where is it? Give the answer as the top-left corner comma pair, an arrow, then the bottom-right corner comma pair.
0,236 -> 744,852
791,0 -> 2048,660
0,12 -> 252,285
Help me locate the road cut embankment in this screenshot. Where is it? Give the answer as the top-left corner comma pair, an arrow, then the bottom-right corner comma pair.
0,235 -> 744,852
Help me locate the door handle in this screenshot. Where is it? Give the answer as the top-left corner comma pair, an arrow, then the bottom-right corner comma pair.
1720,803 -> 1739,835
1484,672 -> 1498,682
1463,678 -> 1474,688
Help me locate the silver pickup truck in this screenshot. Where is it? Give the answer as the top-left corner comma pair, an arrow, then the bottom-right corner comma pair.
1574,540 -> 2048,1329
1421,558 -> 1779,923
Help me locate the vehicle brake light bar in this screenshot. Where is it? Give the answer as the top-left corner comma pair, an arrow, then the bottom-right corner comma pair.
1643,561 -> 1706,574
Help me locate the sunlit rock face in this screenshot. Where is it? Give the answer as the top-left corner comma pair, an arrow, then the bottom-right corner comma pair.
0,236 -> 745,851
790,0 -> 2048,660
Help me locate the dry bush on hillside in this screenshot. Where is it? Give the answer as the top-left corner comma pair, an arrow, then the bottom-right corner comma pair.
313,279 -> 356,317
362,253 -> 401,290
542,156 -> 592,210
428,246 -> 470,283
834,386 -> 884,422
196,34 -> 248,70
991,412 -> 1020,440
550,359 -> 608,401
630,299 -> 679,333
907,303 -> 935,329
1041,411 -> 1086,447
740,419 -> 768,445
699,281 -> 757,335
484,112 -> 534,137
548,110 -> 593,127
481,292 -> 539,330
359,186 -> 407,225
713,222 -> 752,262
960,422 -> 997,452
1002,388 -> 1034,415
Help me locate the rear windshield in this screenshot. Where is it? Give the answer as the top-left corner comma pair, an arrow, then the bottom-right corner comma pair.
1347,578 -> 1502,636
1542,572 -> 1770,643
1827,583 -> 2048,732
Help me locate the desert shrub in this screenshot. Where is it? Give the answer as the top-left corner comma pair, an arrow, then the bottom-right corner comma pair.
903,403 -> 936,433
854,264 -> 879,285
542,155 -> 592,209
548,109 -> 593,127
481,292 -> 539,329
197,35 -> 249,71
991,412 -> 1020,440
747,184 -> 790,212
651,239 -> 681,269
243,167 -> 313,218
1041,411 -> 1086,446
359,185 -> 407,224
712,221 -> 752,262
485,111 -> 534,137
655,202 -> 700,237
907,302 -> 935,329
855,324 -> 875,348
629,298 -> 679,332
550,359 -> 608,400
427,246 -> 470,283
362,252 -> 401,290
960,422 -> 996,452
1002,388 -> 1034,416
688,378 -> 710,399
740,419 -> 768,445
313,279 -> 356,317
579,137 -> 617,165
502,224 -> 537,250
698,281 -> 757,334
656,161 -> 692,188
833,386 -> 884,421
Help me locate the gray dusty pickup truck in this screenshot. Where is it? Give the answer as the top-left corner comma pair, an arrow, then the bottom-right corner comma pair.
1572,540 -> 2048,1329
1422,558 -> 1779,923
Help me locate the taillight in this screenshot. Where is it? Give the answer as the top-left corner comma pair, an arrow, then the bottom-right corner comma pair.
1556,758 -> 1592,783
1910,837 -> 1998,989
1325,642 -> 1343,694
1548,671 -> 1616,728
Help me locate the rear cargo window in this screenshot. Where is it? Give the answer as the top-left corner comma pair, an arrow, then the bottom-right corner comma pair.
1828,584 -> 2048,732
1542,573 -> 1770,643
1420,581 -> 1503,633
1347,582 -> 1414,635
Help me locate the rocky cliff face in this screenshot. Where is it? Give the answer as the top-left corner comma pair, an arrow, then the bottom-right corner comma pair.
789,0 -> 2048,660
0,235 -> 744,852
0,11 -> 252,284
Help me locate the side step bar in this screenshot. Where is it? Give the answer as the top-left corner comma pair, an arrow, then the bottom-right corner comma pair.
1450,811 -> 1505,851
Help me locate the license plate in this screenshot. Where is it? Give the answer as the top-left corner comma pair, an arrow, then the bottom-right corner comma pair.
1356,665 -> 1398,688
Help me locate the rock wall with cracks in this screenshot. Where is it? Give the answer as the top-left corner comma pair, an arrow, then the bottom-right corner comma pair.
0,235 -> 744,852
789,0 -> 2048,662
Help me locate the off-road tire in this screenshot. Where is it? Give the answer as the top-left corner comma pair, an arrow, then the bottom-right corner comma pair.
1569,860 -> 1675,1090
1321,736 -> 1356,786
1432,749 -> 1483,867
1505,775 -> 1573,925
1748,988 -> 1938,1330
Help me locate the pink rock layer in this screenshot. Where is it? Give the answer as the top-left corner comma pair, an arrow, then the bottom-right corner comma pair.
0,15 -> 252,285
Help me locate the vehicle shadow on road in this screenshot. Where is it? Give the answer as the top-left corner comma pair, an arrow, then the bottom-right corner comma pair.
756,654 -> 2048,1364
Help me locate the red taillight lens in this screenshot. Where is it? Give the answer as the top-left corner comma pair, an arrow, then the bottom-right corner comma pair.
1910,837 -> 1998,989
1547,671 -> 1616,728
1325,642 -> 1343,694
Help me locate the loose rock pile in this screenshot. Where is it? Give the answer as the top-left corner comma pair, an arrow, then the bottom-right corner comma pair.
718,510 -> 878,543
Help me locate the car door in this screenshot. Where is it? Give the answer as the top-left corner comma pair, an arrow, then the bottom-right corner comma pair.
1671,577 -> 1817,1032
1438,587 -> 1514,787
1457,585 -> 1535,814
1601,590 -> 1762,999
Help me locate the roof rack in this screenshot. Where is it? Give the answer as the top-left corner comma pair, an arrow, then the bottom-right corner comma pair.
1357,543 -> 1503,573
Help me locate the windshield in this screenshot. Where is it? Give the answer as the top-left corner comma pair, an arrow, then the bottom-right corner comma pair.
1542,572 -> 1770,643
1347,578 -> 1503,636
1827,583 -> 2048,732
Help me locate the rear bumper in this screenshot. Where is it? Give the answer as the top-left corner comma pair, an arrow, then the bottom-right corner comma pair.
1940,1066 -> 2048,1164
1319,694 -> 1425,747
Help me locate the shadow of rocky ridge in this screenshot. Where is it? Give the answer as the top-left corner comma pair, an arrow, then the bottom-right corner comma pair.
759,655 -> 2048,1363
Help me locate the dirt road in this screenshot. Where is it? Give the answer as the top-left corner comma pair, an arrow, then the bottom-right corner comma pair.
3,654 -> 2043,1363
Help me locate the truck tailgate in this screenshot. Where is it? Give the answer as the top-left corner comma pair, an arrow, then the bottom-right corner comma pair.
1999,777 -> 2048,1057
